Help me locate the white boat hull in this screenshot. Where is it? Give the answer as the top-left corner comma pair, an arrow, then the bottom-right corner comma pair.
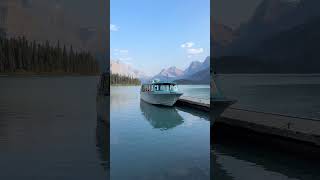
140,92 -> 183,106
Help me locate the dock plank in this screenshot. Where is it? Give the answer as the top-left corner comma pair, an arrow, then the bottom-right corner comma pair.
219,108 -> 320,146
176,97 -> 210,112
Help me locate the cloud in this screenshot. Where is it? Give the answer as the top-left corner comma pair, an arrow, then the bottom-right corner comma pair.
181,42 -> 194,48
187,48 -> 204,55
181,41 -> 204,56
112,48 -> 132,63
119,49 -> 129,53
110,24 -> 119,31
119,57 -> 133,62
113,49 -> 128,54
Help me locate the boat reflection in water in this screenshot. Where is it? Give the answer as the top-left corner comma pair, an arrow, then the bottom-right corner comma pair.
140,100 -> 184,130
96,95 -> 110,174
211,142 -> 320,180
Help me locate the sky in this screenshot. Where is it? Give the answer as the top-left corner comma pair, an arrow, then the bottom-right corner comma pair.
213,0 -> 263,28
110,0 -> 210,76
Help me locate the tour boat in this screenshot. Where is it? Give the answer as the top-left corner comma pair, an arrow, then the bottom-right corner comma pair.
140,79 -> 183,106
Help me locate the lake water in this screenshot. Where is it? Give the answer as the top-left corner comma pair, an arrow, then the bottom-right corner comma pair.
212,74 -> 320,180
1,76 -> 320,180
110,86 -> 210,180
212,137 -> 320,180
216,74 -> 320,120
0,76 -> 109,180
180,85 -> 210,100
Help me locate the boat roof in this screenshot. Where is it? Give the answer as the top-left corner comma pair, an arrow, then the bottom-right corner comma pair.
142,82 -> 177,85
152,82 -> 177,85
141,79 -> 177,85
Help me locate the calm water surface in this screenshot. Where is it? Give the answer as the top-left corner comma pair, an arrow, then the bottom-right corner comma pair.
180,85 -> 210,100
216,74 -> 320,119
212,140 -> 320,180
110,86 -> 210,180
213,74 -> 320,180
0,76 -> 109,180
2,76 -> 320,180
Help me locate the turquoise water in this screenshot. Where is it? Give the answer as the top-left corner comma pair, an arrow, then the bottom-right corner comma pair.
180,85 -> 210,100
110,86 -> 210,180
2,76 -> 319,180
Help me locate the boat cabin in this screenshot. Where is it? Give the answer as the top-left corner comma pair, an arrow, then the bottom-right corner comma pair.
141,82 -> 178,92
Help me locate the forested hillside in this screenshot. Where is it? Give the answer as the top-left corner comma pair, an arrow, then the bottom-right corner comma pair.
0,36 -> 100,75
110,74 -> 141,85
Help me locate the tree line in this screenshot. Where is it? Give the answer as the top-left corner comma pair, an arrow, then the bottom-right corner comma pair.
110,74 -> 141,85
0,36 -> 100,74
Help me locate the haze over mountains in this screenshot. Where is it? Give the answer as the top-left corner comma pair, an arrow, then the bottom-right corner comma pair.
213,0 -> 320,73
110,56 -> 210,84
0,0 -> 108,71
153,56 -> 210,84
110,60 -> 149,80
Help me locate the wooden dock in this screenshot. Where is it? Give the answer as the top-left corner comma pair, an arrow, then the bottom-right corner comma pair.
176,96 -> 320,149
217,107 -> 320,146
176,96 -> 210,112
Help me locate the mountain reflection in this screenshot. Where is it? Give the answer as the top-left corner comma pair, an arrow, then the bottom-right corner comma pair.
96,95 -> 109,172
140,101 -> 184,130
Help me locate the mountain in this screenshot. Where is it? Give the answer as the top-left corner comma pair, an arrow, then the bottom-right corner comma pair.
253,17 -> 320,72
110,60 -> 149,80
152,66 -> 184,81
212,23 -> 234,46
2,0 -> 107,54
214,17 -> 320,73
213,0 -> 320,73
212,23 -> 235,57
152,56 -> 210,84
183,56 -> 210,77
175,67 -> 210,84
183,61 -> 202,76
151,56 -> 210,84
224,0 -> 299,56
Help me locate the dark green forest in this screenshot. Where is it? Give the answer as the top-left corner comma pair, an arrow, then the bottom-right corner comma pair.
0,36 -> 100,75
110,74 -> 141,85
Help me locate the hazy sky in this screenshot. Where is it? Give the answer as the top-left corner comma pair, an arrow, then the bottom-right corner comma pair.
213,0 -> 263,28
110,0 -> 210,76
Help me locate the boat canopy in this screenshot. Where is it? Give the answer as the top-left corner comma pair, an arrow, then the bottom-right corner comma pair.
141,82 -> 178,92
152,82 -> 176,85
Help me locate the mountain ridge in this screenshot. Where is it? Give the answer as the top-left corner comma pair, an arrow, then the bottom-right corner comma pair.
152,56 -> 210,84
110,60 -> 150,81
213,0 -> 320,73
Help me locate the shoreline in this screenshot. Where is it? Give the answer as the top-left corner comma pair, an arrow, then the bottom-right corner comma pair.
0,72 -> 101,77
111,84 -> 141,86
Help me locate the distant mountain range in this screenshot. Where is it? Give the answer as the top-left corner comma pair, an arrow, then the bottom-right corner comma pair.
110,56 -> 210,84
212,23 -> 235,57
110,60 -> 149,81
152,56 -> 210,84
213,0 -> 320,73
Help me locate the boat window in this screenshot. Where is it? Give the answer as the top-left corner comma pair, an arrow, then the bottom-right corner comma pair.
154,85 -> 159,91
169,85 -> 177,91
160,85 -> 169,91
141,85 -> 146,92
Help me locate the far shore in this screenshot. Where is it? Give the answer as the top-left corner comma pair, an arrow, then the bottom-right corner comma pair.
111,84 -> 141,86
0,72 -> 101,77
